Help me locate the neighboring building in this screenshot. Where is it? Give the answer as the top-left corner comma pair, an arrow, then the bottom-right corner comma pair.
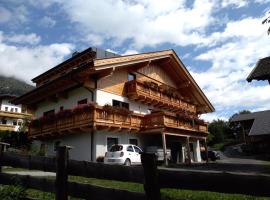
231,56 -> 270,153
247,56 -> 270,83
230,110 -> 270,153
0,95 -> 31,132
13,47 -> 214,163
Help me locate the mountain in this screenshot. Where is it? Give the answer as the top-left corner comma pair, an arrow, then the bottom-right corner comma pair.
0,76 -> 35,96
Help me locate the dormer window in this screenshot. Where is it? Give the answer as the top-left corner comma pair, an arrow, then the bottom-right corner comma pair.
128,73 -> 136,81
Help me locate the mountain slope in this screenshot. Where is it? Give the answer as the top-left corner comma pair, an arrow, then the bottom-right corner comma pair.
0,76 -> 34,96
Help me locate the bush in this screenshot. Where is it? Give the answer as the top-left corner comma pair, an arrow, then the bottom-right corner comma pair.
96,156 -> 104,163
0,184 -> 26,200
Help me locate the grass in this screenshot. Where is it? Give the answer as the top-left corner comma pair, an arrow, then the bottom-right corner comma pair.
2,168 -> 270,200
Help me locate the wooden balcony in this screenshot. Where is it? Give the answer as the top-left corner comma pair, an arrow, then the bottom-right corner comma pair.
29,105 -> 143,138
141,111 -> 208,134
0,110 -> 32,119
125,80 -> 196,113
0,124 -> 16,132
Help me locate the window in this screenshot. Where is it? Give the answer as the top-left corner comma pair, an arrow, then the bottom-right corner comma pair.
1,119 -> 7,124
10,108 -> 14,112
129,138 -> 138,146
13,120 -> 17,125
78,99 -> 87,105
5,107 -> 8,111
15,108 -> 18,112
128,73 -> 136,81
127,146 -> 134,152
112,100 -> 129,110
107,137 -> 118,151
60,106 -> 64,111
134,146 -> 142,153
43,109 -> 55,117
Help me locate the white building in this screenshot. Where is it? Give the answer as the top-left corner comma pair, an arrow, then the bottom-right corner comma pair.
0,95 -> 31,132
13,48 -> 214,164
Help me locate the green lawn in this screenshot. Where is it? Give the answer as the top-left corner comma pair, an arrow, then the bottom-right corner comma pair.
1,168 -> 270,200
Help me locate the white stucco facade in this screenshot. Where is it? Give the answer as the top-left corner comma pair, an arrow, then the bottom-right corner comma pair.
35,87 -> 93,118
0,99 -> 22,113
96,90 -> 152,114
0,97 -> 24,131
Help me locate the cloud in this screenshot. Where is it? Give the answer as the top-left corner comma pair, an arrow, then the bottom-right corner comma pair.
55,0 -> 215,49
40,16 -> 56,28
221,0 -> 249,8
0,32 -> 74,84
1,32 -> 41,45
191,16 -> 270,120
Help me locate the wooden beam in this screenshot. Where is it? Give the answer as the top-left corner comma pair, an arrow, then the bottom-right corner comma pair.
186,137 -> 191,165
162,132 -> 168,166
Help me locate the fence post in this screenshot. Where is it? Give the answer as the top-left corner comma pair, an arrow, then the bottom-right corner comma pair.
141,153 -> 161,200
0,142 -> 10,173
55,145 -> 72,200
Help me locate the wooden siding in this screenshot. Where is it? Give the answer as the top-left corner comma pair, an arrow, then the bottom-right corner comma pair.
0,124 -> 16,132
137,63 -> 178,88
0,110 -> 32,119
97,68 -> 128,96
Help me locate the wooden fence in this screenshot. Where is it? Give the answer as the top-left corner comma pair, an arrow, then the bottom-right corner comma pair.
1,143 -> 270,200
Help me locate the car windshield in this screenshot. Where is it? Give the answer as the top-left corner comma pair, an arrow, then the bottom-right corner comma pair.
109,145 -> 123,152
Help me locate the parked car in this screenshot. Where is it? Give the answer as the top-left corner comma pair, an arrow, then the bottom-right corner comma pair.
104,144 -> 143,166
145,146 -> 171,162
201,149 -> 220,161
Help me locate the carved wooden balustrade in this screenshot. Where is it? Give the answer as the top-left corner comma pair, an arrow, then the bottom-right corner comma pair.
29,105 -> 143,137
0,124 -> 16,132
141,111 -> 208,134
125,80 -> 196,113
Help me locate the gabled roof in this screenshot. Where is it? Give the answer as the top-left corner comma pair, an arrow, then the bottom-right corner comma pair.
12,48 -> 214,113
94,49 -> 215,113
247,56 -> 270,82
230,110 -> 270,136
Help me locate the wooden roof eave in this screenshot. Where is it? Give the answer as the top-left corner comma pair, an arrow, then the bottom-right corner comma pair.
12,62 -> 95,105
93,50 -> 215,114
170,50 -> 215,113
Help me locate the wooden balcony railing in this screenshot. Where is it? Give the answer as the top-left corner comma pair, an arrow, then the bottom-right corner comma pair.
29,105 -> 143,137
125,80 -> 196,113
0,124 -> 16,132
141,111 -> 208,133
0,110 -> 32,119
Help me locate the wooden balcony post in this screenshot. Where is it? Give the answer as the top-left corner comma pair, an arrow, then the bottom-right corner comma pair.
204,138 -> 209,163
162,132 -> 168,166
186,137 -> 191,165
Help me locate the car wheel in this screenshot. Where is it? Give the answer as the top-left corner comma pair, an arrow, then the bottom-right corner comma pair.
124,159 -> 131,166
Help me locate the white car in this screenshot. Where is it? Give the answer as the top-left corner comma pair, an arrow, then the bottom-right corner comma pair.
104,144 -> 143,166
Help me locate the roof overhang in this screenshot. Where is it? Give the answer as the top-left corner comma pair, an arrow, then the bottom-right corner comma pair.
93,50 -> 215,113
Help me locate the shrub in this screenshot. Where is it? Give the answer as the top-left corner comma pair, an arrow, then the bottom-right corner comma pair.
0,184 -> 26,200
96,156 -> 104,163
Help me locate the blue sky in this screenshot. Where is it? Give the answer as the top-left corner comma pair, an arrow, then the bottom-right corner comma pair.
0,0 -> 270,121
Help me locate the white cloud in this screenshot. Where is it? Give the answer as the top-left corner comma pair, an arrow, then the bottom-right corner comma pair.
40,16 -> 56,28
122,49 -> 139,55
0,32 -> 74,84
221,0 -> 249,8
192,16 -> 270,120
56,0 -> 215,49
2,33 -> 41,45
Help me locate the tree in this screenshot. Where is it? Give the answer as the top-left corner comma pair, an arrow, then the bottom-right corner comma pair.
208,119 -> 232,145
262,12 -> 270,35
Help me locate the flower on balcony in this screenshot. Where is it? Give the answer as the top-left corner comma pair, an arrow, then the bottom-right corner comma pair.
103,104 -> 132,116
40,114 -> 56,124
194,117 -> 205,125
56,109 -> 73,119
73,102 -> 97,114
